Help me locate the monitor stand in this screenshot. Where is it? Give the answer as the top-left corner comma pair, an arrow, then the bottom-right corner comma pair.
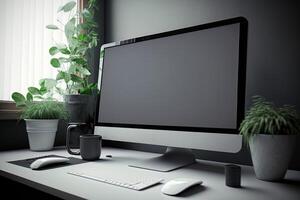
129,147 -> 196,172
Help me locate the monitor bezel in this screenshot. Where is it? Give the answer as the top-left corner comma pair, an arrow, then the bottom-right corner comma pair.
95,17 -> 248,135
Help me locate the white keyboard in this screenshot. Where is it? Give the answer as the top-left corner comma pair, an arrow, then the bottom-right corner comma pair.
68,171 -> 164,191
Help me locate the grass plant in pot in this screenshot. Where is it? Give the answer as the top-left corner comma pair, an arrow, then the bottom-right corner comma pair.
12,92 -> 67,151
46,0 -> 99,123
239,96 -> 300,181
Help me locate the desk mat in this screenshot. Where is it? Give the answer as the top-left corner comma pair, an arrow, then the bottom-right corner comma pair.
8,155 -> 87,170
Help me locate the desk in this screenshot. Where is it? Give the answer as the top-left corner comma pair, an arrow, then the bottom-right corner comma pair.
0,147 -> 300,200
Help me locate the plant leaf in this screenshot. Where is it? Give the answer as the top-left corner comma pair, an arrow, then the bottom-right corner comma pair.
34,96 -> 44,100
82,8 -> 92,19
57,5 -> 64,13
56,71 -> 64,80
50,58 -> 60,68
89,83 -> 98,90
43,78 -> 57,89
28,87 -> 40,95
58,57 -> 69,63
71,74 -> 83,83
59,48 -> 70,55
79,83 -> 98,95
56,71 -> 71,83
20,101 -> 68,120
12,92 -> 26,107
26,92 -> 33,101
49,46 -> 59,56
46,24 -> 59,30
64,73 -> 71,83
39,79 -> 45,87
77,66 -> 91,76
39,87 -> 47,95
65,18 -> 76,45
68,65 -> 77,74
73,57 -> 86,65
79,87 -> 90,95
62,1 -> 76,12
78,34 -> 88,42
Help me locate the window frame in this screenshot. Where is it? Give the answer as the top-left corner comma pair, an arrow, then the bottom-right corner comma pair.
0,101 -> 21,120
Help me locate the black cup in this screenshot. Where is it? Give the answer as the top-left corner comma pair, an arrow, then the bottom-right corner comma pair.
80,134 -> 102,161
225,164 -> 241,188
66,123 -> 102,161
66,123 -> 92,149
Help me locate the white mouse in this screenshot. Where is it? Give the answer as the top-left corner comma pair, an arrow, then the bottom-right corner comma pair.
30,157 -> 70,170
161,178 -> 203,196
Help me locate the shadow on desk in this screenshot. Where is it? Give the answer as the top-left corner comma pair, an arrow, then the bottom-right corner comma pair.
0,176 -> 62,200
281,179 -> 300,186
187,161 -> 225,174
177,185 -> 209,197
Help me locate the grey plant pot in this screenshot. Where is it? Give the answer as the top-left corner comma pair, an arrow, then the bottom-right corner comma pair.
64,94 -> 89,123
25,119 -> 59,151
249,134 -> 296,181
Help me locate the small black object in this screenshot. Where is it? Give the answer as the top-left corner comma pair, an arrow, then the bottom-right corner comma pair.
225,164 -> 241,188
106,155 -> 112,158
79,134 -> 102,161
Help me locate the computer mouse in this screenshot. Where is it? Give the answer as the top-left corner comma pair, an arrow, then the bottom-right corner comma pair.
30,157 -> 70,170
161,178 -> 203,196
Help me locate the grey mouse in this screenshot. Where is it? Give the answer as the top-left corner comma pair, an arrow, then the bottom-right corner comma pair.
30,157 -> 70,170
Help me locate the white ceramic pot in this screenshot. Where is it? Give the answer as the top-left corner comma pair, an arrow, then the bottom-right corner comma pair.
249,134 -> 296,181
25,119 -> 59,151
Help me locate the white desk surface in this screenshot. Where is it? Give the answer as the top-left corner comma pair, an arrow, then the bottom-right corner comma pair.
0,147 -> 300,200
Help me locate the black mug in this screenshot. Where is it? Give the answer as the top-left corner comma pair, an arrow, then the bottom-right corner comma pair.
66,124 -> 102,161
66,123 -> 92,149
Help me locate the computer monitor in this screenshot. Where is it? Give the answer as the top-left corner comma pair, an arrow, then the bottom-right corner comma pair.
94,17 -> 248,172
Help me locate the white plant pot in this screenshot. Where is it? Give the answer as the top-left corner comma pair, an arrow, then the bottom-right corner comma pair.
249,134 -> 296,181
25,119 -> 59,151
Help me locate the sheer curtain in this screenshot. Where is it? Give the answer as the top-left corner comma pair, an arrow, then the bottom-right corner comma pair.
0,0 -> 72,100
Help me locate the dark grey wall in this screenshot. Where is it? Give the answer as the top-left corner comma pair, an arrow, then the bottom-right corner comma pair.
103,0 -> 300,170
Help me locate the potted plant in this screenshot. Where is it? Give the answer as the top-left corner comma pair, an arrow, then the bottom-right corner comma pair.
239,96 -> 300,181
12,92 -> 67,151
46,0 -> 99,123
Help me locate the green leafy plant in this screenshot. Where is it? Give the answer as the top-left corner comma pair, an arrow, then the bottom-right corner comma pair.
46,0 -> 99,95
239,96 -> 300,143
21,101 -> 68,120
11,79 -> 58,108
12,89 -> 67,120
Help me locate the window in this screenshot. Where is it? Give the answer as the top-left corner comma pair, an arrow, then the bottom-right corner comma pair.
0,0 -> 77,101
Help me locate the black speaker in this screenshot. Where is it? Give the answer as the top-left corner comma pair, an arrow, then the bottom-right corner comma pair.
225,164 -> 241,187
